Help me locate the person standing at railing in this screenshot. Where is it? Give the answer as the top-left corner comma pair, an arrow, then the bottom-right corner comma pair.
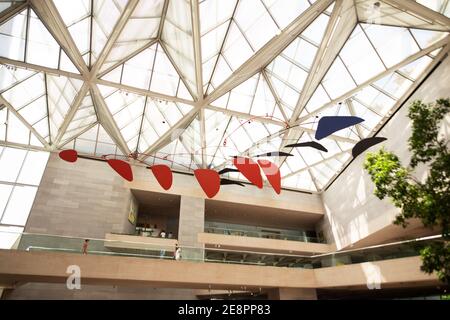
159,230 -> 166,258
174,243 -> 182,261
82,239 -> 90,255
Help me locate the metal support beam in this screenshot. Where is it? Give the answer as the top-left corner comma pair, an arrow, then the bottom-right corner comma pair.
0,1 -> 28,25
94,79 -> 196,106
346,99 -> 363,139
29,0 -> 89,75
295,35 -> 450,123
191,0 -> 204,100
204,105 -> 286,127
204,0 -> 335,105
58,121 -> 99,149
97,39 -> 158,79
199,108 -> 207,168
140,106 -> 202,156
283,149 -> 351,179
0,57 -> 83,80
90,85 -> 131,155
383,0 -> 450,28
91,0 -> 140,76
0,95 -> 50,148
322,42 -> 450,192
291,0 -> 356,121
53,83 -> 90,146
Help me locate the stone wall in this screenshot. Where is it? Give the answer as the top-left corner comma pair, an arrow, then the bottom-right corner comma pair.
24,154 -> 135,238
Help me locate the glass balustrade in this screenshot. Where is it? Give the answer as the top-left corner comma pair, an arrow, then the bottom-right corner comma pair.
0,230 -> 444,269
204,222 -> 323,243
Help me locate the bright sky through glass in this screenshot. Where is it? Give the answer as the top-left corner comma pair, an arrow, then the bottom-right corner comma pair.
0,0 -> 448,193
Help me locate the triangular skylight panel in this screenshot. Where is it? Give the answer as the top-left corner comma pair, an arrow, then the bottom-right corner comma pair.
0,104 -> 44,147
151,138 -> 199,171
264,13 -> 330,119
355,0 -> 449,31
281,167 -> 317,192
63,123 -> 122,157
0,65 -> 36,93
210,116 -> 280,172
60,92 -> 98,145
137,98 -> 194,153
207,0 -> 313,92
46,75 -> 84,143
1,72 -> 49,141
199,0 -> 236,92
0,8 -> 79,72
161,0 -> 197,97
102,88 -> 146,152
180,116 -> 205,168
99,0 -> 165,73
0,1 -> 25,15
415,0 -> 450,18
204,109 -> 232,167
101,43 -> 193,100
53,0 -> 129,68
210,73 -> 282,119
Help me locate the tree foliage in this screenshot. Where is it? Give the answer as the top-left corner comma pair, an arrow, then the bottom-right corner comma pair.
364,99 -> 450,283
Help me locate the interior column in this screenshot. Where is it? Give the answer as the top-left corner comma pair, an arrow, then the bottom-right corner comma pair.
178,196 -> 205,261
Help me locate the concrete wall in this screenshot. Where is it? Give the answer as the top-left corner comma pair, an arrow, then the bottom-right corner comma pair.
24,154 -> 135,238
321,56 -> 450,249
25,152 -> 324,240
178,196 -> 205,260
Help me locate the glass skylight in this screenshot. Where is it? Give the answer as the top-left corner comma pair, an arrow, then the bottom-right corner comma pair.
0,0 -> 448,193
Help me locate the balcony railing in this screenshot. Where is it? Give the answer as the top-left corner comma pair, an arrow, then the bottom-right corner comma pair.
204,224 -> 323,243
0,230 -> 443,269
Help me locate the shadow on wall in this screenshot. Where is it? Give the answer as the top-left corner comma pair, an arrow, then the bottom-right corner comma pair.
323,104 -> 416,249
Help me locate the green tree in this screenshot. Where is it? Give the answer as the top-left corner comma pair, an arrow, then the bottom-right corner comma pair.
364,99 -> 450,283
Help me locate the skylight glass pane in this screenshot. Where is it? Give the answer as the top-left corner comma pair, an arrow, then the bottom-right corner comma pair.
161,0 -> 196,96
262,0 -> 310,29
362,24 -> 420,68
27,10 -> 60,69
322,58 -> 356,99
340,25 -> 386,84
302,13 -> 329,45
234,0 -> 279,51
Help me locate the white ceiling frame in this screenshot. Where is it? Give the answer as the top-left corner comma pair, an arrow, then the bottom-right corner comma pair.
290,0 -> 356,122
57,121 -> 99,149
53,83 -> 91,147
255,1 -> 355,175
383,0 -> 450,28
282,149 -> 351,179
90,0 -> 140,77
203,105 -> 286,127
322,42 -> 450,192
0,57 -> 83,81
29,0 -> 89,75
0,1 -> 27,25
90,84 -> 131,156
346,99 -> 364,139
191,0 -> 205,167
0,95 -> 50,148
140,105 -> 202,157
97,39 -> 159,79
260,70 -> 289,122
95,78 -> 196,106
211,124 -> 357,173
203,0 -> 335,106
0,139 -> 47,152
295,35 -> 450,124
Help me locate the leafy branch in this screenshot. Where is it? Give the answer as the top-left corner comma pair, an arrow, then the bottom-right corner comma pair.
364,99 -> 450,283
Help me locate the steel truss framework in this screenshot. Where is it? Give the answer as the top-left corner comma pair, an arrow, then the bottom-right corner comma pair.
0,0 -> 449,193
